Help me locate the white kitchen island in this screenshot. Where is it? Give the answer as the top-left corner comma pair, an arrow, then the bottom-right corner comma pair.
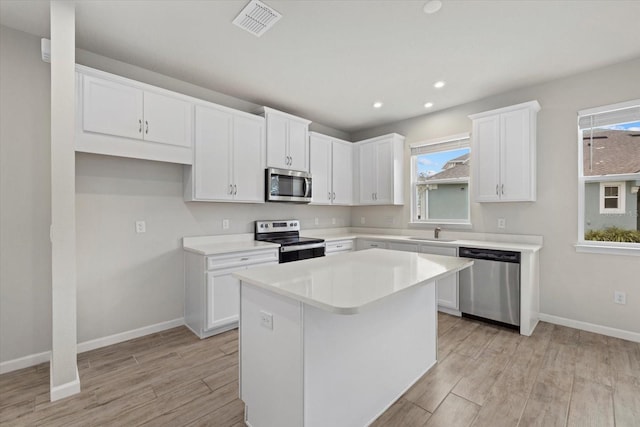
233,248 -> 472,427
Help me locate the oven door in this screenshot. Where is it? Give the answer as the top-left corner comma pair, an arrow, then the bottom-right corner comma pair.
266,168 -> 312,203
280,243 -> 325,263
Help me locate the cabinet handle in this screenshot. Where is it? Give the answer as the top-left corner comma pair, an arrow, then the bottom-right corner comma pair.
229,184 -> 233,195
336,245 -> 343,248
501,184 -> 504,195
145,120 -> 149,134
234,184 -> 237,195
138,119 -> 142,133
240,257 -> 249,261
496,184 -> 499,196
328,192 -> 331,200
332,192 -> 336,200
371,244 -> 379,247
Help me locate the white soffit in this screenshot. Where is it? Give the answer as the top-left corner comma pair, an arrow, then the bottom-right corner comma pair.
232,0 -> 282,37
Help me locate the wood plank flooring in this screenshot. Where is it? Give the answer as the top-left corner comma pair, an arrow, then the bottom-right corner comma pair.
1,314 -> 639,426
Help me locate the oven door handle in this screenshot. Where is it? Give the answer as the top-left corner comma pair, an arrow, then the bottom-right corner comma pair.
280,242 -> 325,252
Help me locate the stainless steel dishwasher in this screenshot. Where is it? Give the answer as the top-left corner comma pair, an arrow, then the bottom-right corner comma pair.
458,247 -> 520,330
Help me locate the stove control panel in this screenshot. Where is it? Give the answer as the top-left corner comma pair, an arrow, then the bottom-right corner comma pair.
256,220 -> 300,234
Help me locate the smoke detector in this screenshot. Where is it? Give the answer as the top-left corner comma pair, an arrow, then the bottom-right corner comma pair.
232,0 -> 282,37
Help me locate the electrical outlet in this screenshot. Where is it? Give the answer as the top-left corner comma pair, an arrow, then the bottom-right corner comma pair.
360,217 -> 366,225
332,218 -> 336,225
135,220 -> 146,233
614,291 -> 626,305
314,217 -> 319,226
497,218 -> 506,229
222,219 -> 230,230
259,310 -> 273,330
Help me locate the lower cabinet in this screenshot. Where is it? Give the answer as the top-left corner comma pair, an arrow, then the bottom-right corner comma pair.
185,247 -> 278,338
325,239 -> 355,256
419,245 -> 459,312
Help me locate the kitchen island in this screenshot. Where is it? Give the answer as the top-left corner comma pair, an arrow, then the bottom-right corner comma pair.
233,248 -> 473,427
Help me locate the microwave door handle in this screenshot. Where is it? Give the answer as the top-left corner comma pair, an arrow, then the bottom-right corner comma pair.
304,178 -> 311,198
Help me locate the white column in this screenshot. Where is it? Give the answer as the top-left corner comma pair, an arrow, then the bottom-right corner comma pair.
50,0 -> 79,401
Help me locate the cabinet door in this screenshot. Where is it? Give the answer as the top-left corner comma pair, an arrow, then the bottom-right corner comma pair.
358,142 -> 376,204
420,245 -> 458,309
288,119 -> 309,172
82,75 -> 143,140
375,139 -> 394,204
331,141 -> 353,205
500,109 -> 532,201
143,91 -> 192,148
310,134 -> 332,204
266,113 -> 289,169
194,106 -> 232,200
206,269 -> 240,330
233,115 -> 265,202
472,115 -> 501,202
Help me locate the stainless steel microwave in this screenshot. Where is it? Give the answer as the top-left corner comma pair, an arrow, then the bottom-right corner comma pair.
265,168 -> 312,203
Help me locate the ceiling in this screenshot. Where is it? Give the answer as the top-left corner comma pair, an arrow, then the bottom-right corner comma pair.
2,0 -> 640,134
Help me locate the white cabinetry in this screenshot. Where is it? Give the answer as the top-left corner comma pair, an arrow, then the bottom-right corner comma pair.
259,107 -> 311,172
355,133 -> 404,205
185,248 -> 278,338
469,101 -> 540,202
309,132 -> 353,205
185,105 -> 265,202
357,239 -> 388,251
76,66 -> 194,164
420,245 -> 459,312
388,242 -> 419,252
325,239 -> 355,256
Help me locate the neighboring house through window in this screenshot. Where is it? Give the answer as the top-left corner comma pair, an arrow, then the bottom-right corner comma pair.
410,134 -> 470,225
577,99 -> 640,254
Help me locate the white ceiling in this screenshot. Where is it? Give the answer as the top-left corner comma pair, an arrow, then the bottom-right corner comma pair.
2,0 -> 640,133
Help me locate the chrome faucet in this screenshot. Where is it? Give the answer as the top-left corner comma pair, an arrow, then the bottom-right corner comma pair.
434,227 -> 442,239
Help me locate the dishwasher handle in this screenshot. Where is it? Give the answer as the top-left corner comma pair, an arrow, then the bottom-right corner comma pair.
459,247 -> 521,264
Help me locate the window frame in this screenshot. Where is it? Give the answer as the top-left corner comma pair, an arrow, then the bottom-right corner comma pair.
576,99 -> 640,256
409,133 -> 472,228
599,181 -> 625,214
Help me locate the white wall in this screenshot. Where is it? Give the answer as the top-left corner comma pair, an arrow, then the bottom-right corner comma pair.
0,25 -> 350,364
350,57 -> 640,335
0,25 -> 52,363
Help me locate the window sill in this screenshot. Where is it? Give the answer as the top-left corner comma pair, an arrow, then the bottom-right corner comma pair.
408,221 -> 472,230
575,242 -> 640,257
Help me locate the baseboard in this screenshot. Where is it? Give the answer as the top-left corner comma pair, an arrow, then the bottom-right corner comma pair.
50,367 -> 80,401
539,313 -> 640,343
0,350 -> 51,374
0,318 -> 185,375
77,317 -> 185,353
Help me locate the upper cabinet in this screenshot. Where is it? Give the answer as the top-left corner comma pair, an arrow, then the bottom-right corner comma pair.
354,133 -> 405,205
76,66 -> 194,164
309,132 -> 353,205
185,104 -> 265,203
469,101 -> 541,202
258,107 -> 311,172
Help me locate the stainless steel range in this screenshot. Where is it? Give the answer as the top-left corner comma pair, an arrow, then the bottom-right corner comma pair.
255,220 -> 325,263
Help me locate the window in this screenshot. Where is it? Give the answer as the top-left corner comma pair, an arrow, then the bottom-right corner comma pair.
599,182 -> 625,214
577,99 -> 640,254
410,134 -> 470,225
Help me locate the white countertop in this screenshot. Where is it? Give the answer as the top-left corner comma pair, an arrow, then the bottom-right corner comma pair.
302,232 -> 542,253
233,248 -> 473,314
183,240 -> 279,256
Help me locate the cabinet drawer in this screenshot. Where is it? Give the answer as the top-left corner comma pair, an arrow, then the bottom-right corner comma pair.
357,239 -> 388,250
419,245 -> 457,257
207,249 -> 278,270
326,239 -> 354,254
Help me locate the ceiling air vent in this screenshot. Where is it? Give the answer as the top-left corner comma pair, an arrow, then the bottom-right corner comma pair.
232,0 -> 282,37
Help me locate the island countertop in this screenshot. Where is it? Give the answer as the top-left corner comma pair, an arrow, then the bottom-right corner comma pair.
233,248 -> 473,314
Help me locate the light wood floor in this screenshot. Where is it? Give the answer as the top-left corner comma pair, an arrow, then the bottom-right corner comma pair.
1,314 -> 639,426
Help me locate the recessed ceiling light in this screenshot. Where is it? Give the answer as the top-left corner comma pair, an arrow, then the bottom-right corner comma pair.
373,101 -> 383,109
424,102 -> 434,108
423,0 -> 443,14
433,81 -> 446,89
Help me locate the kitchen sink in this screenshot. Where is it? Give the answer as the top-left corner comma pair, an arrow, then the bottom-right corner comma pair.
408,237 -> 456,243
